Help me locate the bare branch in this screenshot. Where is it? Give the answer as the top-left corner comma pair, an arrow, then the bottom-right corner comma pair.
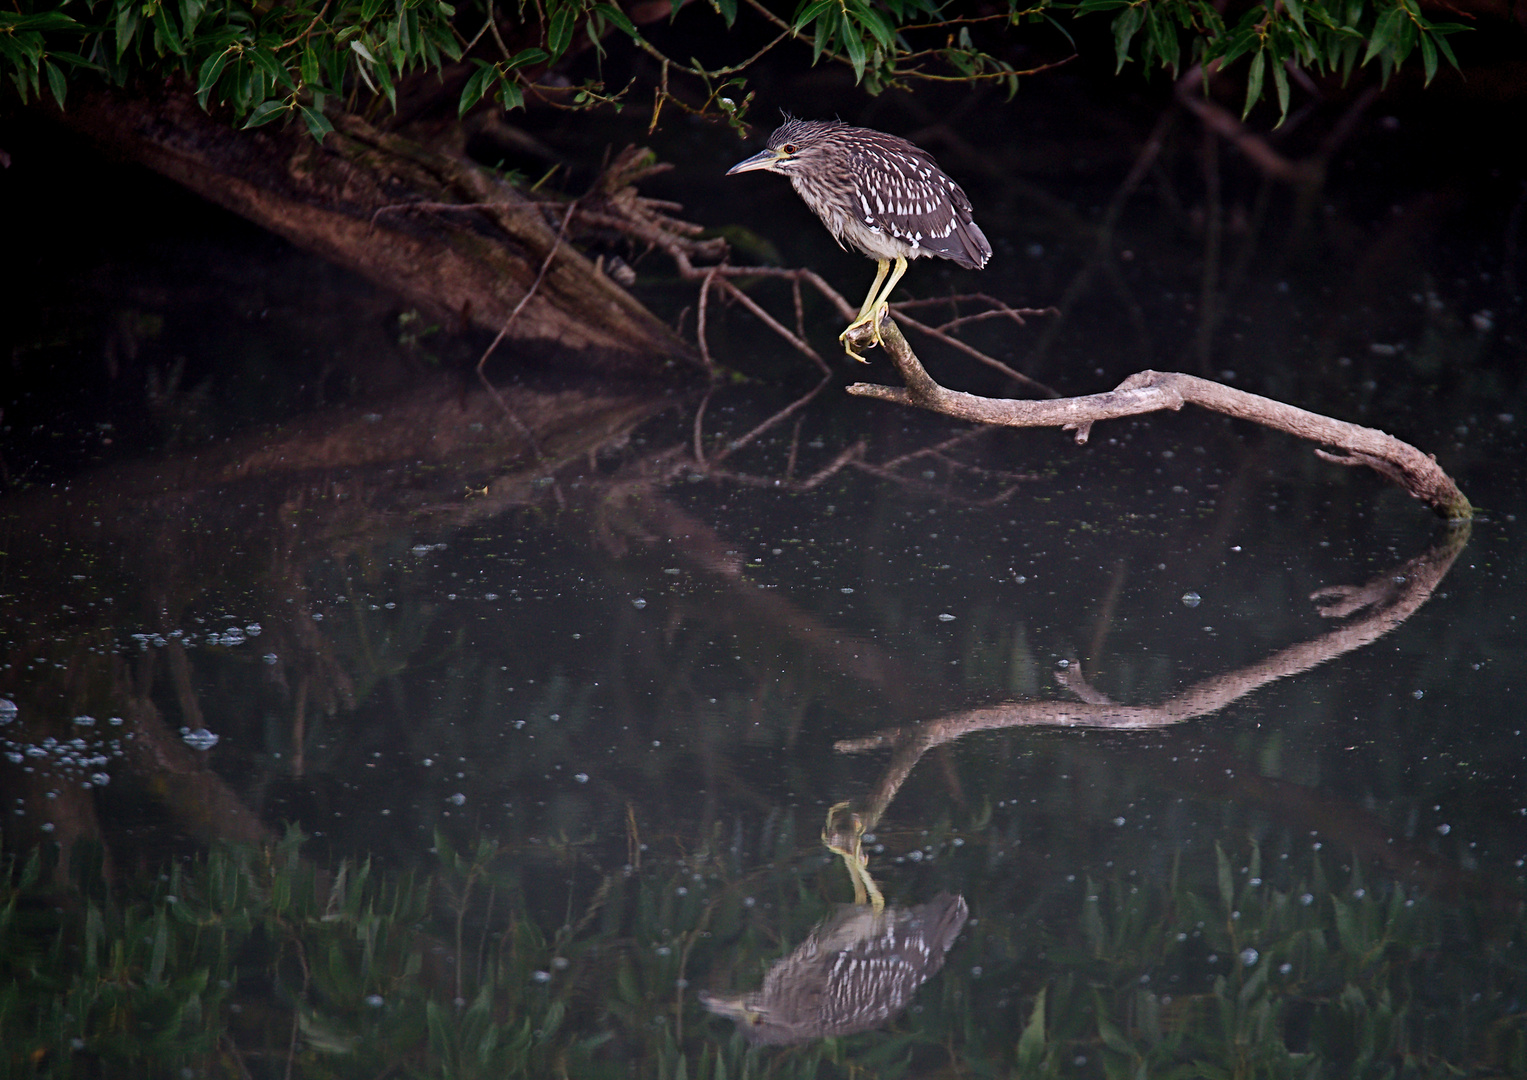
845,313 -> 1473,520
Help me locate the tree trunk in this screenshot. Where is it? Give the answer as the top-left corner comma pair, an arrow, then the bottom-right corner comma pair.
52,83 -> 695,374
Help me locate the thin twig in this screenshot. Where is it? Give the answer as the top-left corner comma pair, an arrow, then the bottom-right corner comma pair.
716,277 -> 831,373
475,200 -> 578,453
696,268 -> 718,373
893,309 -> 1058,396
693,385 -> 715,468
704,373 -> 835,469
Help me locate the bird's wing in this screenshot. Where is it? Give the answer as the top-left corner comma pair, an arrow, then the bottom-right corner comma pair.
847,144 -> 989,269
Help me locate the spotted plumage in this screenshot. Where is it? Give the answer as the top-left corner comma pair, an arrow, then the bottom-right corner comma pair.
699,892 -> 968,1045
727,118 -> 990,358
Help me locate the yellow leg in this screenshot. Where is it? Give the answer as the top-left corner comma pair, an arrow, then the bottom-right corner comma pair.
840,256 -> 908,362
821,802 -> 886,912
855,259 -> 892,321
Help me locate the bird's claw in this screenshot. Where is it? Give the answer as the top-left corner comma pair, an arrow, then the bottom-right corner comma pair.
839,303 -> 889,363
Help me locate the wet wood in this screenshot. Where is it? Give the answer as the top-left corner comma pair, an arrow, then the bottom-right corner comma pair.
51,85 -> 694,373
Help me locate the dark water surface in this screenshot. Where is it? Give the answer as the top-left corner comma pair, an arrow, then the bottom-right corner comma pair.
2,82 -> 1525,1076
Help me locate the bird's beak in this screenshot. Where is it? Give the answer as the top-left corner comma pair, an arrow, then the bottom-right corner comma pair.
698,991 -> 758,1022
726,149 -> 781,175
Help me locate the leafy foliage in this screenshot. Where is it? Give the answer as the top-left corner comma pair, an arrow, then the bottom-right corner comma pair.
1073,0 -> 1466,122
3,825 -> 1524,1078
1,0 -> 1468,139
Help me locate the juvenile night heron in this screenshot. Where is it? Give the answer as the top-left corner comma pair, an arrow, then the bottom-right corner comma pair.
699,892 -> 968,1045
726,118 -> 991,360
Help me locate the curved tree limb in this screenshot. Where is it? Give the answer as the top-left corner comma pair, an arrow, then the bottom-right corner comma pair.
843,314 -> 1472,520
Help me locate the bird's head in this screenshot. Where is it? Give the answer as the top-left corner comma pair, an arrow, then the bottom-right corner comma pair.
726,118 -> 846,178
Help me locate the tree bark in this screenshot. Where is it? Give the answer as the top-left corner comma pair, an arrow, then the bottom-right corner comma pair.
51,83 -> 695,374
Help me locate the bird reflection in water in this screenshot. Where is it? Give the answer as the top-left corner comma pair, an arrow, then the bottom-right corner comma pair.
700,891 -> 968,1045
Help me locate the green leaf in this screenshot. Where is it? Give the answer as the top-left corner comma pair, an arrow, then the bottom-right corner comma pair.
1242,49 -> 1266,118
300,105 -> 334,140
195,50 -> 227,106
459,61 -> 494,115
714,0 -> 738,27
1363,6 -> 1403,65
180,0 -> 205,39
45,59 -> 66,109
350,38 -> 378,65
594,3 -> 640,36
249,48 -> 294,91
811,9 -> 835,65
1432,27 -> 1460,72
1,12 -> 82,31
506,46 -> 548,70
866,11 -> 897,54
843,18 -> 867,81
1419,30 -> 1437,85
243,98 -> 287,128
1271,60 -> 1289,125
151,3 -> 184,55
792,0 -> 835,32
547,2 -> 578,60
301,45 -> 320,87
1111,6 -> 1143,73
116,5 -> 140,60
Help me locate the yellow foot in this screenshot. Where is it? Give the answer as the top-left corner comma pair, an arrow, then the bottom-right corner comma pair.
821,801 -> 885,912
839,303 -> 889,362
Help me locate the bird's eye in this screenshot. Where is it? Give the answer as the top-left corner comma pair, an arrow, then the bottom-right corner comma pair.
782,143 -> 797,155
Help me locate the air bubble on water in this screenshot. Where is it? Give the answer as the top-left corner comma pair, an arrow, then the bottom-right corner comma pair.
448,793 -> 466,806
1240,948 -> 1259,966
574,773 -> 589,783
365,995 -> 385,1007
1181,592 -> 1201,607
73,716 -> 95,727
181,728 -> 220,751
938,613 -> 956,622
632,598 -> 647,609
